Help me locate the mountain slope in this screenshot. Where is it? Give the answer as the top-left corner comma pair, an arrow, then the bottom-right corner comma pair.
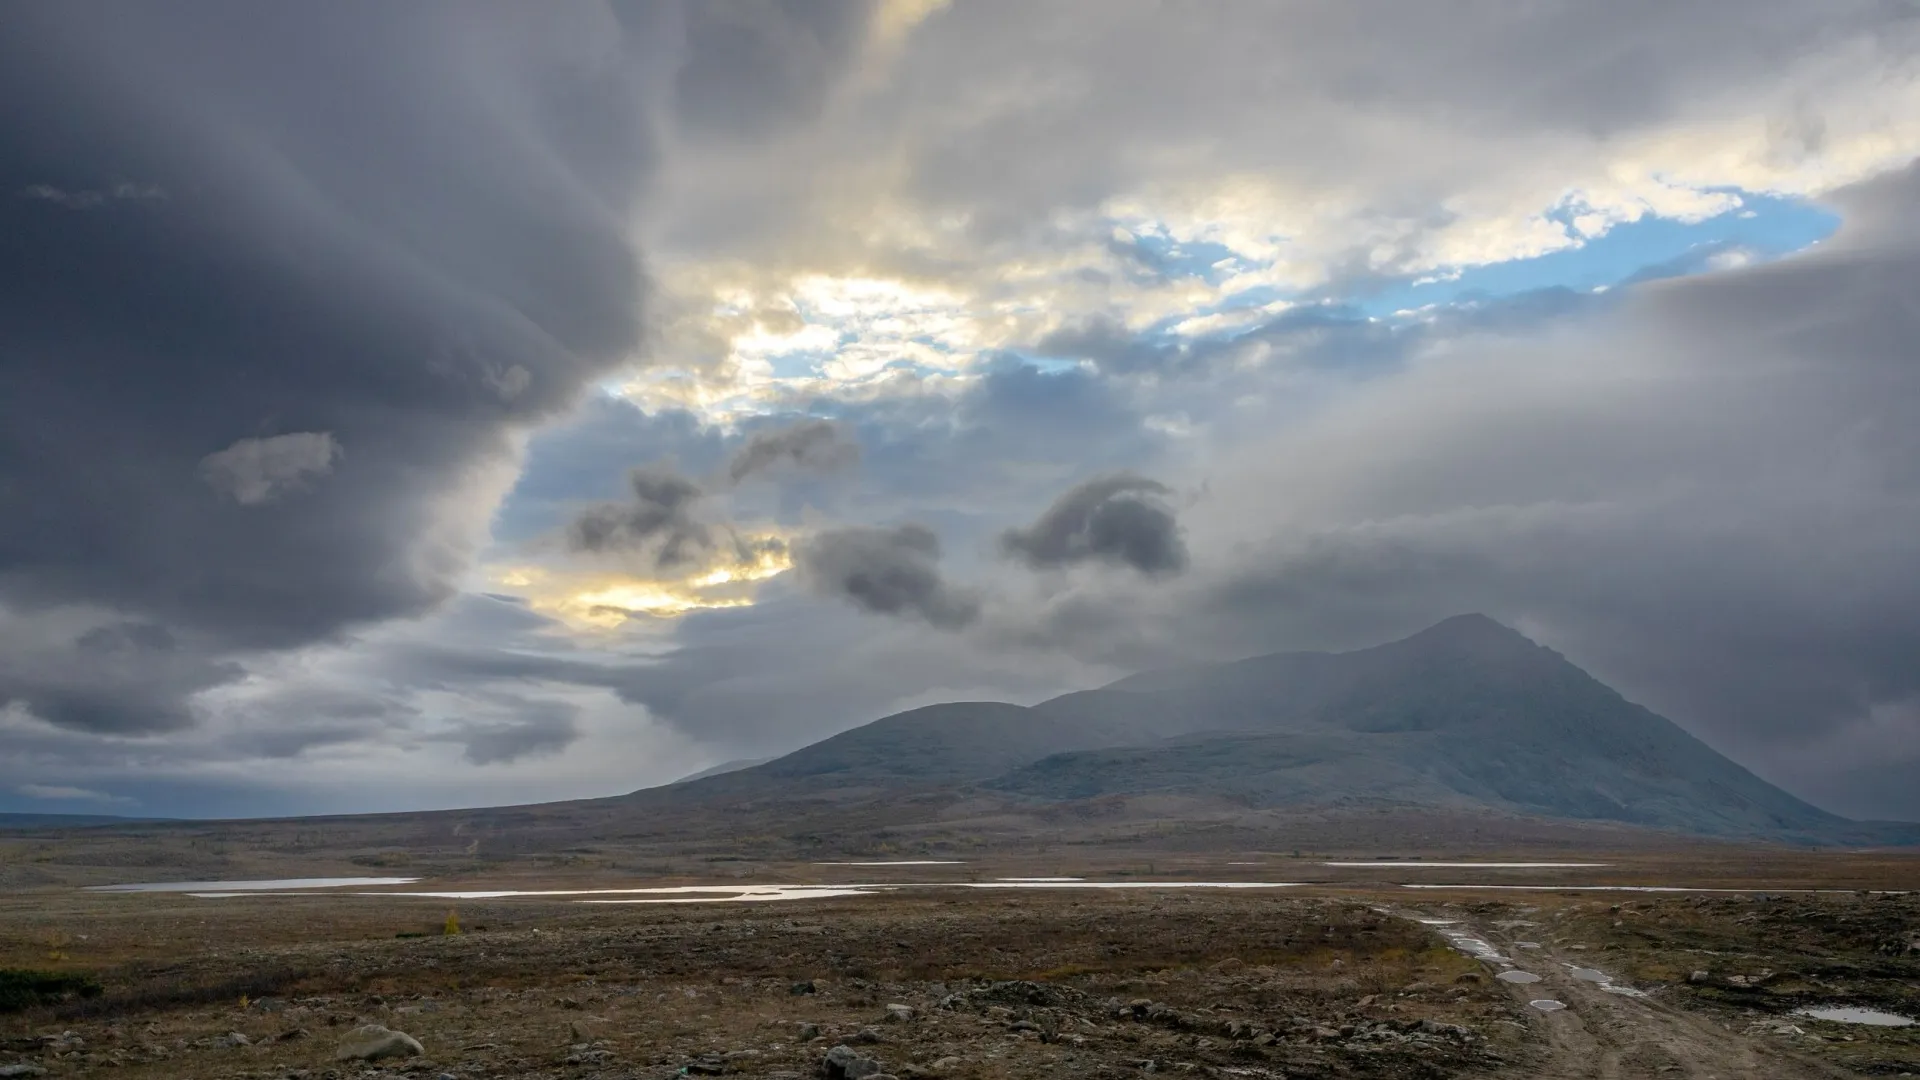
1002,615 -> 1849,837
641,615 -> 1888,841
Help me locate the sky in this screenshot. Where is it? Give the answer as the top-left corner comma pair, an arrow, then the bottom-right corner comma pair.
3,0 -> 1920,821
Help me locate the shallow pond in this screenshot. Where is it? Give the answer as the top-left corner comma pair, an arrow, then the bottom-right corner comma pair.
87,877 -> 417,893
1323,862 -> 1609,869
1794,1006 -> 1915,1027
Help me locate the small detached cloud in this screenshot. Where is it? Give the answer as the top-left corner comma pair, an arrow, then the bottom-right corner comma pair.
564,465 -> 787,578
727,418 -> 860,484
795,523 -> 981,630
198,432 -> 342,506
16,784 -> 135,804
1001,474 -> 1188,577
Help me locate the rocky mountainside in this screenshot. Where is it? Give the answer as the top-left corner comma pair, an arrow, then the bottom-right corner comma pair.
645,615 -> 1906,842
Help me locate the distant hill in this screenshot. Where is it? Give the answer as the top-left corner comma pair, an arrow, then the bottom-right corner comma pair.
0,812 -> 170,830
648,615 -> 1913,843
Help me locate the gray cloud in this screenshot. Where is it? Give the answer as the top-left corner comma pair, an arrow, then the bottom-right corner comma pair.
971,163 -> 1920,819
726,418 -> 860,484
1001,474 -> 1187,576
446,701 -> 581,766
564,464 -> 783,577
0,2 -> 881,733
795,524 -> 981,630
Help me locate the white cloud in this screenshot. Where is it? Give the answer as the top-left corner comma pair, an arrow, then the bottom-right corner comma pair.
16,783 -> 134,804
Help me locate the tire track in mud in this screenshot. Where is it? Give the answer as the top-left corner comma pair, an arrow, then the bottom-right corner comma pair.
1391,906 -> 1858,1080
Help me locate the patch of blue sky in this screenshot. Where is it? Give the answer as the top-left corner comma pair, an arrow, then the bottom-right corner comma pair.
1109,225 -> 1245,285
1355,193 -> 1837,317
762,347 -> 834,379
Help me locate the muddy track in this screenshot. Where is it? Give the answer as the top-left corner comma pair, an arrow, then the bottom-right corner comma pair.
1397,908 -> 1859,1080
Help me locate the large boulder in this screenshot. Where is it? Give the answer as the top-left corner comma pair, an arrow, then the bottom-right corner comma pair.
335,1024 -> 424,1061
821,1043 -> 883,1079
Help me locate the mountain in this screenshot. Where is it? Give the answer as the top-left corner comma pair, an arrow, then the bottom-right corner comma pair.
671,757 -> 775,784
653,615 -> 1901,842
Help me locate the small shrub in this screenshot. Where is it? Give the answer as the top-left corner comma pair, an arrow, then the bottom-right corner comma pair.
0,968 -> 103,1013
443,910 -> 461,936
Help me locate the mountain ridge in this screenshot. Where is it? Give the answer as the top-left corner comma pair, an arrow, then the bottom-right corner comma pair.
644,615 -> 1909,844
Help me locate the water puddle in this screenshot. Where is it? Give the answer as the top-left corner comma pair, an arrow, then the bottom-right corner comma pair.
1529,999 -> 1566,1012
1794,1006 -> 1915,1027
1435,927 -> 1508,963
814,860 -> 964,866
153,880 -> 1306,904
1496,970 -> 1541,984
1400,884 -> 1900,895
1564,963 -> 1646,997
88,877 -> 417,893
996,877 -> 1084,882
1324,862 -> 1609,869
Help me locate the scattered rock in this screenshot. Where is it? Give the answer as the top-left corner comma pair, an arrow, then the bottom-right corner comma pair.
334,1024 -> 424,1061
792,980 -> 818,995
0,1066 -> 47,1078
1687,970 -> 1711,984
1209,957 -> 1245,973
219,1031 -> 252,1048
1454,972 -> 1483,984
884,1003 -> 915,1022
822,1043 -> 884,1079
797,1022 -> 822,1041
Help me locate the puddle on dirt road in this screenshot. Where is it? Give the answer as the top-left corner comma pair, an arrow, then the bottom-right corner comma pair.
88,877 -> 417,893
1434,927 -> 1509,963
1794,1006 -> 1916,1027
1496,970 -> 1542,984
1565,963 -> 1646,997
1529,1000 -> 1566,1012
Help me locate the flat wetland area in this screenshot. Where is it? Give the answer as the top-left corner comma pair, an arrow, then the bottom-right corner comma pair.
1,839 -> 1917,1080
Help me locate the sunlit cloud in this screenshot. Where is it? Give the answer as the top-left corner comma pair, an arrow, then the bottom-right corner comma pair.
488,546 -> 793,629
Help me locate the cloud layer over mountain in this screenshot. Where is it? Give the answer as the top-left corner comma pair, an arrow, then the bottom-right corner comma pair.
4,0 -> 1919,820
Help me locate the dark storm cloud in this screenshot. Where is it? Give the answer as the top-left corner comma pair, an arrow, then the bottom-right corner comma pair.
1001,474 -> 1188,576
795,524 -> 981,629
0,2 -> 878,734
726,418 -> 860,484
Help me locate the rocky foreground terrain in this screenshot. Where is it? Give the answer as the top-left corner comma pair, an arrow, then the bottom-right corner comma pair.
2,881 -> 1915,1079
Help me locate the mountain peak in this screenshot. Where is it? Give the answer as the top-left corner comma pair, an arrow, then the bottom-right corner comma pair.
1396,613 -> 1542,656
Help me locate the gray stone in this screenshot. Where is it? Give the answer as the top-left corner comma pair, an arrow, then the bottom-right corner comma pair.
884,1003 -> 915,1022
334,1024 -> 424,1061
822,1043 -> 883,1079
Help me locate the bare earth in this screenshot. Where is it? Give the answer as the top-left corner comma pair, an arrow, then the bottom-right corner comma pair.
2,846 -> 1915,1080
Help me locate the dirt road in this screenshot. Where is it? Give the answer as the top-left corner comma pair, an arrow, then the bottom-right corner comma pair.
1400,906 -> 1859,1080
